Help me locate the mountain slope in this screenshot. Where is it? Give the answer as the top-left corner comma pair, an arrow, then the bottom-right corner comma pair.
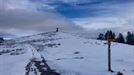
0,31 -> 134,75
36,32 -> 134,75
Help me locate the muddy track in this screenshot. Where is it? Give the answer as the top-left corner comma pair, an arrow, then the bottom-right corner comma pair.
25,44 -> 59,75
25,57 -> 60,75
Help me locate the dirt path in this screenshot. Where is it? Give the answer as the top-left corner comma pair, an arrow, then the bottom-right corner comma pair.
25,44 -> 60,75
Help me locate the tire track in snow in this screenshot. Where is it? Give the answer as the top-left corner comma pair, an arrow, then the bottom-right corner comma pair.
24,44 -> 60,75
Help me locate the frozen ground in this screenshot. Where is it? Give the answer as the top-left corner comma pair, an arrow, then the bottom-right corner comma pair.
0,31 -> 134,75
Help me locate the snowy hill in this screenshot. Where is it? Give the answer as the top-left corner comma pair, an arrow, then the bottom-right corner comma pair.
0,31 -> 134,75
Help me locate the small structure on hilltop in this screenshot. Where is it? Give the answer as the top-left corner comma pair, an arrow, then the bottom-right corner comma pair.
56,28 -> 59,32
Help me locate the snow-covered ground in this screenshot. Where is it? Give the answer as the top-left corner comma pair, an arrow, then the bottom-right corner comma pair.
0,44 -> 31,75
0,31 -> 134,75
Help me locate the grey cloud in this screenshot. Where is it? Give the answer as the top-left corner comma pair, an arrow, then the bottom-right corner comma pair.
0,0 -> 83,35
0,10 -> 82,33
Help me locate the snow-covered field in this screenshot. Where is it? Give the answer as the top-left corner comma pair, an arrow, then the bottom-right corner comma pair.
0,31 -> 134,75
0,44 -> 31,75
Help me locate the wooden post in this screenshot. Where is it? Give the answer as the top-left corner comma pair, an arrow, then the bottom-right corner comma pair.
108,40 -> 111,72
107,39 -> 114,72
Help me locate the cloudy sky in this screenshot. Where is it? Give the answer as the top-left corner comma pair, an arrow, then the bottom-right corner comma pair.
0,0 -> 134,36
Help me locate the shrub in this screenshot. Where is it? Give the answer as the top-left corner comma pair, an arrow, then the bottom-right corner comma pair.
117,72 -> 123,75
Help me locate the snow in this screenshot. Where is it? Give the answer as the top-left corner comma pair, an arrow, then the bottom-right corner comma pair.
0,44 -> 41,75
37,32 -> 134,75
24,44 -> 41,59
0,31 -> 134,75
0,44 -> 31,75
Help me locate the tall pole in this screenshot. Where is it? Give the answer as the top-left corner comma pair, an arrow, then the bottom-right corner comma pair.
108,40 -> 113,72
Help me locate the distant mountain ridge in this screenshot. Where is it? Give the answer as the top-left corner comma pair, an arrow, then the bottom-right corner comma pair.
0,32 -> 17,39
